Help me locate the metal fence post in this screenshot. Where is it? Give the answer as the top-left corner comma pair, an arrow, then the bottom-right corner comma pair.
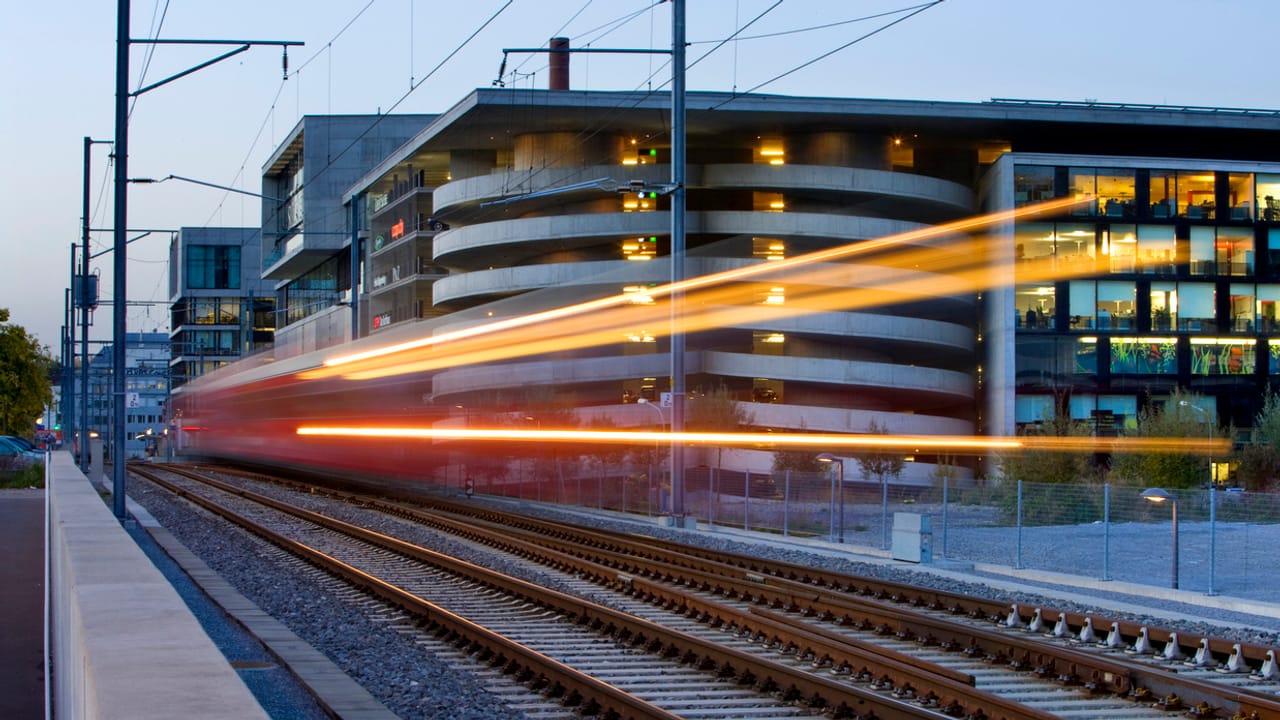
881,475 -> 889,550
1208,485 -> 1217,596
1102,483 -> 1112,581
1016,480 -> 1024,569
743,469 -> 750,532
828,468 -> 836,543
783,470 -> 791,537
941,476 -> 949,559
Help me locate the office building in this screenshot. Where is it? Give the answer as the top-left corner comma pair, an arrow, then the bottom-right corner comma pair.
331,89 -> 1280,482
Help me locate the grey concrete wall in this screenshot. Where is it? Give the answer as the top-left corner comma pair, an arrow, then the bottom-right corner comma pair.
49,452 -> 268,720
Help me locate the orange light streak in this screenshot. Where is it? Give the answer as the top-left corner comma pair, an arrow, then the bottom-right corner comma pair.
314,196 -> 1086,375
295,425 -> 1228,455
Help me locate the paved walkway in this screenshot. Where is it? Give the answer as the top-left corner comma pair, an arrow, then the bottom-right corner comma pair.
0,488 -> 45,720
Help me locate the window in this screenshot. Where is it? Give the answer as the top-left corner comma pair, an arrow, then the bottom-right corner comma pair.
1097,281 -> 1136,329
186,245 -> 240,290
1191,338 -> 1255,375
1150,281 -> 1177,331
1136,225 -> 1176,273
1260,284 -> 1280,333
1014,284 -> 1054,329
1068,280 -> 1096,329
1178,283 -> 1216,332
1013,165 -> 1055,205
1258,174 -> 1280,222
1226,173 -> 1255,221
1229,283 -> 1256,332
1110,337 -> 1177,374
1102,224 -> 1135,273
1190,227 -> 1215,275
1216,228 -> 1254,276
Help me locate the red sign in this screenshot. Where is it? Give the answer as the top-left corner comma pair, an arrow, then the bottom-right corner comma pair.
391,219 -> 405,239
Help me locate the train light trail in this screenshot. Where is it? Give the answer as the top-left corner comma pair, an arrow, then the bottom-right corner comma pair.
295,425 -> 1229,456
307,196 -> 1087,379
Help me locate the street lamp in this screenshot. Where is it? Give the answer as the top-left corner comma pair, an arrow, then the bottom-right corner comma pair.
1179,400 -> 1215,486
637,398 -> 667,514
817,453 -> 845,543
1141,487 -> 1179,589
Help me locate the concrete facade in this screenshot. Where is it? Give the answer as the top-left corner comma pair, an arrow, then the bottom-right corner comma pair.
328,90 -> 1280,482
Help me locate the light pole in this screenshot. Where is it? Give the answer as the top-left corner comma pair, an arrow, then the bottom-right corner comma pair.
1141,487 -> 1179,589
1179,400 -> 1215,485
817,453 -> 845,543
638,398 -> 666,514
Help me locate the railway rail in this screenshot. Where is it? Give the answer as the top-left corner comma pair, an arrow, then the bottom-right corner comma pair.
135,463 -> 1280,720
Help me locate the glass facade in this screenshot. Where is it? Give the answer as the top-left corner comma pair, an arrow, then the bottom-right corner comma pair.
1012,161 -> 1280,430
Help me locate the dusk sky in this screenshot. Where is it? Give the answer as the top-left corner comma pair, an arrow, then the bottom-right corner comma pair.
4,0 -> 1279,351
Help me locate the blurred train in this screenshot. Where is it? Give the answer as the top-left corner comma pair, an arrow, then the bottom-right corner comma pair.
171,325 -> 461,487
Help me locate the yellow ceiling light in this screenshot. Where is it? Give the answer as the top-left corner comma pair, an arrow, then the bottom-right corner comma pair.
762,333 -> 786,343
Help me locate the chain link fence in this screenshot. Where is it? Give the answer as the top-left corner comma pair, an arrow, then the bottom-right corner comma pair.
476,463 -> 1279,601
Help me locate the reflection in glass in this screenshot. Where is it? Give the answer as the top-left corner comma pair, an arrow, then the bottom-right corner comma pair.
1150,281 -> 1177,331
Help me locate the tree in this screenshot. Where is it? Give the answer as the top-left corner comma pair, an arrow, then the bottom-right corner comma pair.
686,383 -> 754,471
0,309 -> 53,437
1110,389 -> 1220,490
854,419 -> 904,488
997,396 -> 1097,486
1236,390 -> 1280,492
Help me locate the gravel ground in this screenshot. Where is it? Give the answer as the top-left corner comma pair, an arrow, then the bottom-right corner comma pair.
128,474 -> 1280,720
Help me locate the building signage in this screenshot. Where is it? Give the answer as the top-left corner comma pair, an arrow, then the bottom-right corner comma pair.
391,219 -> 405,240
374,234 -> 385,251
372,312 -> 392,329
373,274 -> 388,288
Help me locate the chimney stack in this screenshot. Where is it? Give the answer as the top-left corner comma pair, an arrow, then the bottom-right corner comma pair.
549,37 -> 569,90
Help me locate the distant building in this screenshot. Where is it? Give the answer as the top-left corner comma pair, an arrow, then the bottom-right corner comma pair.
328,88 -> 1280,482
87,332 -> 169,458
259,114 -> 434,356
168,227 -> 273,388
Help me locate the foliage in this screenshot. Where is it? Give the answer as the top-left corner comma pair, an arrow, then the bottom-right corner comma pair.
1109,388 -> 1218,490
686,383 -> 753,469
997,396 -> 1098,486
854,419 -> 904,486
0,309 -> 54,437
0,460 -> 44,489
1235,390 -> 1280,492
771,447 -> 824,473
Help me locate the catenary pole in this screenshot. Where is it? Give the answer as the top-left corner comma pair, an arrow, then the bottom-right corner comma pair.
669,0 -> 687,521
111,0 -> 130,518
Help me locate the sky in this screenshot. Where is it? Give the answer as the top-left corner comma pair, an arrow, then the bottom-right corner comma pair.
3,0 -> 1279,354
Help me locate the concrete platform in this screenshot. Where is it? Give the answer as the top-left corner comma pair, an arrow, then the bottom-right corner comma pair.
46,452 -> 271,720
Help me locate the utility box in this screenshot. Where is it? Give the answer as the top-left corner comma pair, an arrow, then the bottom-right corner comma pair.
891,512 -> 932,563
89,438 -> 105,488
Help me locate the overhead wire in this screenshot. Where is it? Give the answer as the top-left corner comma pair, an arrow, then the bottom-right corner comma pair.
712,0 -> 945,107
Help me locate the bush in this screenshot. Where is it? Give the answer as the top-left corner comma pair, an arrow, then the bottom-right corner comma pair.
0,461 -> 44,489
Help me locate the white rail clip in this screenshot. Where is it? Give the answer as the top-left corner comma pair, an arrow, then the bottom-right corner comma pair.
1184,637 -> 1213,667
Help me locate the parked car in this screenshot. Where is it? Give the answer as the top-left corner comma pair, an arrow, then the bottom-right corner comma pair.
0,437 -> 42,469
2,435 -> 37,452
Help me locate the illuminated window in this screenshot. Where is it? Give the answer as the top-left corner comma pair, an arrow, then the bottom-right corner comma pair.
1191,338 -> 1255,375
757,140 -> 785,165
1109,337 -> 1177,374
622,285 -> 655,304
752,237 -> 785,261
754,192 -> 785,212
622,236 -> 658,261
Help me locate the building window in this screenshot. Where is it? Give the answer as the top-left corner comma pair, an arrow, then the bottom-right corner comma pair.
1102,224 -> 1136,273
1013,165 -> 1055,205
1226,173 -> 1255,221
1110,336 -> 1177,374
1015,283 -> 1054,329
1178,283 -> 1216,332
1136,225 -> 1176,273
1258,174 -> 1280,222
1151,281 -> 1177,331
187,245 -> 240,290
1191,338 -> 1255,375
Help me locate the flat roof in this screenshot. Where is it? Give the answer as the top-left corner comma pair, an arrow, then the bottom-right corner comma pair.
346,89 -> 1280,201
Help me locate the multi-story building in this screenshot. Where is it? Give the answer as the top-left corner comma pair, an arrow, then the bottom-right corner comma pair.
331,89 -> 1280,482
259,114 -> 433,355
168,227 -> 273,388
86,332 -> 170,458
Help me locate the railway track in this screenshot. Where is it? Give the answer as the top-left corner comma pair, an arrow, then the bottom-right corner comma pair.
137,464 -> 1280,719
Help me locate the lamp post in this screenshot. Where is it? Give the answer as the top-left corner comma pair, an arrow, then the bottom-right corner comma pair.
638,398 -> 666,514
1141,487 -> 1179,589
817,453 -> 845,543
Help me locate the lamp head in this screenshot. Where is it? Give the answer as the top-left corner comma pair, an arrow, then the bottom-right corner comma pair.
1141,487 -> 1174,504
816,452 -> 836,463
